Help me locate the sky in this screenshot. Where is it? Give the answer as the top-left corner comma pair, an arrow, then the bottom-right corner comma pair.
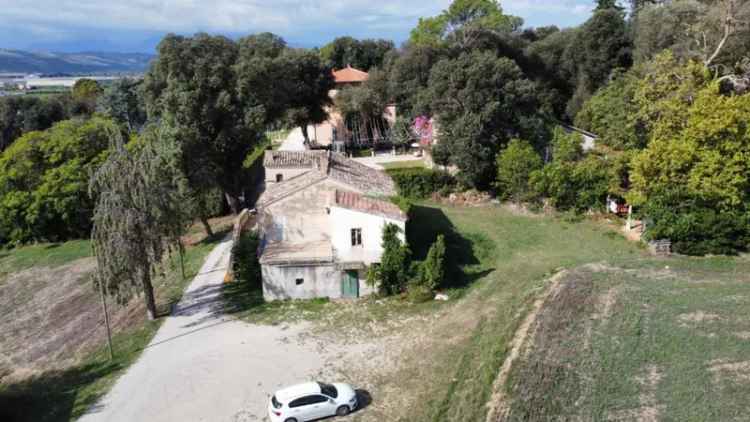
0,0 -> 596,53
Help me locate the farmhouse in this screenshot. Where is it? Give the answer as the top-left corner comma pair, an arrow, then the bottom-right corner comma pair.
307,65 -> 397,149
256,150 -> 405,300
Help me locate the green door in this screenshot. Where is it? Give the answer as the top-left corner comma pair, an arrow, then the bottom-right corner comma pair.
342,270 -> 359,298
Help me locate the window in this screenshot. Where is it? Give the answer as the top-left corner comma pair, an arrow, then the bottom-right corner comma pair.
275,173 -> 283,182
271,395 -> 282,409
318,382 -> 338,398
308,395 -> 329,404
289,395 -> 327,408
295,278 -> 304,285
351,228 -> 362,246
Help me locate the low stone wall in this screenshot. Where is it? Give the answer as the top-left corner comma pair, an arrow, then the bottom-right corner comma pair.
223,208 -> 255,282
648,239 -> 672,256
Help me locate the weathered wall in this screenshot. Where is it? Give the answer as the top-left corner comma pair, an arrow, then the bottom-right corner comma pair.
329,206 -> 405,265
264,168 -> 311,184
263,181 -> 333,243
261,264 -> 376,300
262,264 -> 339,300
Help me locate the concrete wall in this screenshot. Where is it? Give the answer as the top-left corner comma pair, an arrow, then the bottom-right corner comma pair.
262,264 -> 339,300
261,264 -> 376,300
329,206 -> 405,265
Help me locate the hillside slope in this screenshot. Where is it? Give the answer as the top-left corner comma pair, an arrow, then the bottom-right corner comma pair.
0,50 -> 153,74
492,258 -> 750,422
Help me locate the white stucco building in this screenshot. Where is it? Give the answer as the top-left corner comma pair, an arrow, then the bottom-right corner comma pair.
256,150 -> 405,300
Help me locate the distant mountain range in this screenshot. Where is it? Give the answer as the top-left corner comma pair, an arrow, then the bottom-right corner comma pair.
0,49 -> 154,75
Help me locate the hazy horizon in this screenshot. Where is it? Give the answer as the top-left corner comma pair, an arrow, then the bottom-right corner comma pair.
0,0 -> 596,54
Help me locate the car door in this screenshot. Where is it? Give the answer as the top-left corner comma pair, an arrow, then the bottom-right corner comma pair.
307,394 -> 335,419
288,396 -> 313,421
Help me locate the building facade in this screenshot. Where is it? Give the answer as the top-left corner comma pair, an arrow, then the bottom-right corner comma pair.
257,151 -> 405,300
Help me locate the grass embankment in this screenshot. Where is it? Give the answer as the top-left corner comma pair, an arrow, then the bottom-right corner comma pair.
0,239 -> 91,282
501,257 -> 750,422
0,221 -> 231,422
397,204 -> 644,422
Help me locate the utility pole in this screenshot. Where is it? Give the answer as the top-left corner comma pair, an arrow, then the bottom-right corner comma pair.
99,279 -> 114,361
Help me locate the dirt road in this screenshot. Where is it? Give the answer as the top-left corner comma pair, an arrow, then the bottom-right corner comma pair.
77,238 -> 344,422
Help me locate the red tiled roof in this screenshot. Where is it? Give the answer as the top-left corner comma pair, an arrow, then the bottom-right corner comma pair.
334,190 -> 406,221
332,65 -> 368,84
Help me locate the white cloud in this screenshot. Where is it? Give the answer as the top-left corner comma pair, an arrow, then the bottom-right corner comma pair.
0,0 -> 594,49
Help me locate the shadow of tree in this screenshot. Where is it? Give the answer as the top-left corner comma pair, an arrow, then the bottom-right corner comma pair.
407,205 -> 494,289
0,359 -> 121,422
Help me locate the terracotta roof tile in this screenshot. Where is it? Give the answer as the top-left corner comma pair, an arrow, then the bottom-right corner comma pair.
332,66 -> 369,84
263,150 -> 327,168
334,190 -> 406,221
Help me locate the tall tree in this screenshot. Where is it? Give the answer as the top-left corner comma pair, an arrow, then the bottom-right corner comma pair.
143,33 -> 259,216
71,78 -> 103,115
280,50 -> 335,144
565,8 -> 632,118
90,125 -> 190,320
98,78 -> 146,132
320,37 -> 394,71
410,0 -> 523,48
424,50 -> 544,188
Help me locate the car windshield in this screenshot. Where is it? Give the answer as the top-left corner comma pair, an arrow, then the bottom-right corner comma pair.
317,382 -> 338,398
271,395 -> 282,409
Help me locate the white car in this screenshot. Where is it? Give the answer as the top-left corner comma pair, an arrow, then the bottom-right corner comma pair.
268,381 -> 358,422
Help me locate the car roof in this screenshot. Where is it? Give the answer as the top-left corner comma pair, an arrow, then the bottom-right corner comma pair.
274,382 -> 321,402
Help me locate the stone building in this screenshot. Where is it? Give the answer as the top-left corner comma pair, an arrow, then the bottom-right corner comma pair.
256,150 -> 405,300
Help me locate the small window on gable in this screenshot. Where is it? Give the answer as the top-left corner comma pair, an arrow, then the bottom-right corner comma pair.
351,228 -> 362,246
295,278 -> 304,285
276,174 -> 283,182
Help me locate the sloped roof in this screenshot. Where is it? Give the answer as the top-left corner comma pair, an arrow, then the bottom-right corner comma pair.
328,153 -> 396,196
332,65 -> 368,84
257,171 -> 327,207
261,151 -> 397,200
263,150 -> 327,168
334,190 -> 406,221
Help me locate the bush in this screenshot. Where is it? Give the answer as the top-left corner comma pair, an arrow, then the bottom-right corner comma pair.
419,234 -> 446,291
390,196 -> 414,217
495,139 -> 543,202
233,231 -> 262,286
531,154 -> 612,213
642,190 -> 750,256
387,167 -> 455,199
378,223 -> 411,295
407,283 -> 434,303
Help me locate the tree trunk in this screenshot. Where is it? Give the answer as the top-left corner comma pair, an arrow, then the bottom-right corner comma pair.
142,270 -> 157,320
225,192 -> 240,215
300,124 -> 310,145
200,215 -> 214,237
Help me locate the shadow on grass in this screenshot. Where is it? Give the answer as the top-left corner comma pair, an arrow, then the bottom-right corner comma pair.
0,359 -> 121,422
408,205 -> 493,289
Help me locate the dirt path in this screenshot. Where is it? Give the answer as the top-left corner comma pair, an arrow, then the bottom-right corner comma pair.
76,238 -> 352,422
484,270 -> 568,422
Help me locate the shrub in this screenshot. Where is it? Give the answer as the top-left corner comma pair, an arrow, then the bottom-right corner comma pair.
642,189 -> 750,256
419,234 -> 446,291
233,231 -> 262,286
407,283 -> 434,303
378,223 -> 411,295
531,154 -> 612,213
495,139 -> 543,202
387,167 -> 455,199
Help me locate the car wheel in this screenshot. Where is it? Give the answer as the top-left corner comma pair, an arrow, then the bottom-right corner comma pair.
336,405 -> 350,416
283,419 -> 297,422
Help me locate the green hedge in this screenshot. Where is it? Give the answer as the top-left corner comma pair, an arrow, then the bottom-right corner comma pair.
387,168 -> 456,199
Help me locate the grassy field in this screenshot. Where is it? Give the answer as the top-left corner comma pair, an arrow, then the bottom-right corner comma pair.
502,258 -> 750,422
0,239 -> 91,281
0,223 -> 230,422
380,159 -> 426,170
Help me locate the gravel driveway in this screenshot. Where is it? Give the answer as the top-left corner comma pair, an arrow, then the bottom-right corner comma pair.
77,238 -> 343,422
